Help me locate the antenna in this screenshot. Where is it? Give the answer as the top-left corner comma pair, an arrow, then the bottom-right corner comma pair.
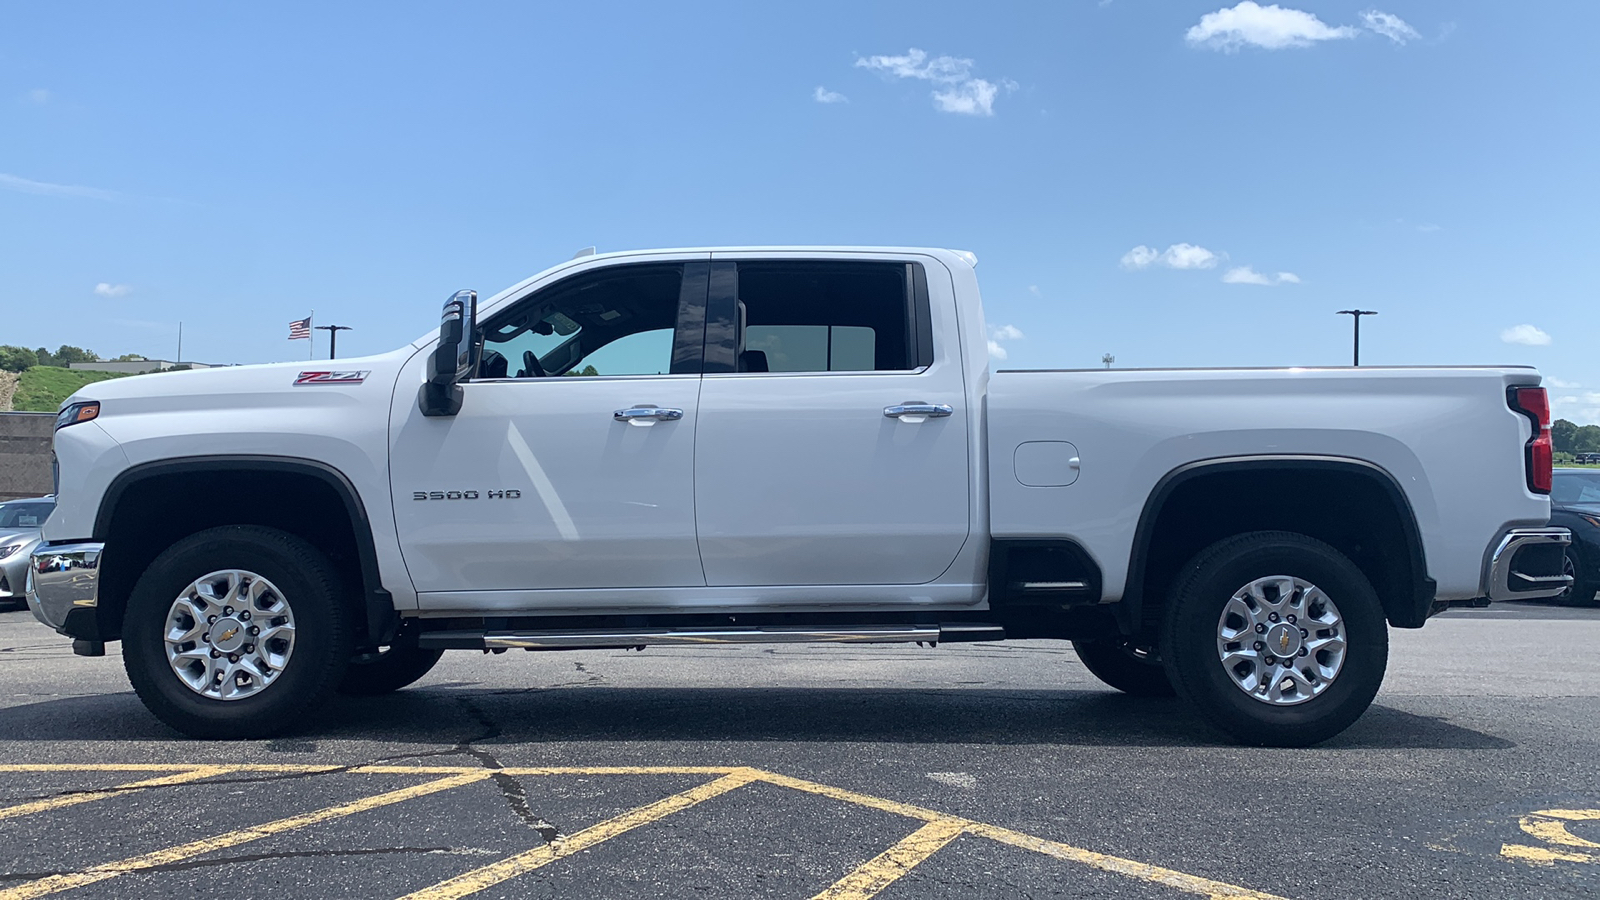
572,247 -> 597,259
1102,353 -> 1115,369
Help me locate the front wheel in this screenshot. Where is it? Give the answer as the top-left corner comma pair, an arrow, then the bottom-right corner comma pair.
1161,531 -> 1388,747
1558,548 -> 1597,607
338,643 -> 444,695
122,526 -> 352,739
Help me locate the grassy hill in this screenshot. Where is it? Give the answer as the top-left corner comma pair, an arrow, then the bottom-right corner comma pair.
10,366 -> 133,412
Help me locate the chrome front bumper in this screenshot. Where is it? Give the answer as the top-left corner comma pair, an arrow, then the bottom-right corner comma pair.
1486,528 -> 1571,602
26,542 -> 104,632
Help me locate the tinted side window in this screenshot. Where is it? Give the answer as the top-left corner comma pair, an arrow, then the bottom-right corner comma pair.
733,262 -> 918,373
478,264 -> 690,378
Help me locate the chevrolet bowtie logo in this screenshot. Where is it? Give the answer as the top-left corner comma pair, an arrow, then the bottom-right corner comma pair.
1278,631 -> 1291,653
219,627 -> 239,642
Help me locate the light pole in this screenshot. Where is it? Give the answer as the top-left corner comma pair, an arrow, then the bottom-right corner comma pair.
1101,353 -> 1115,369
315,324 -> 353,360
1336,309 -> 1377,366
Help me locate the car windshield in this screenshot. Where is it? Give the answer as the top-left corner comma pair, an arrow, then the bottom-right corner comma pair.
1551,471 -> 1600,505
0,500 -> 53,529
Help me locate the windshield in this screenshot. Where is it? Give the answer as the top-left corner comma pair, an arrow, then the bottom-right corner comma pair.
1551,471 -> 1600,505
0,500 -> 53,530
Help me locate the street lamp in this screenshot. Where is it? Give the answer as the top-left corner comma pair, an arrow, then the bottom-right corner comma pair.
314,324 -> 353,360
1101,353 -> 1115,369
1336,309 -> 1377,366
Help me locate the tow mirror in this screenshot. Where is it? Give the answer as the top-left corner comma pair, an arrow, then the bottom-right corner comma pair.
419,289 -> 476,417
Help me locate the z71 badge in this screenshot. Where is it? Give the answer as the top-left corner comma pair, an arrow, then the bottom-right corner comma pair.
294,370 -> 370,385
413,490 -> 522,500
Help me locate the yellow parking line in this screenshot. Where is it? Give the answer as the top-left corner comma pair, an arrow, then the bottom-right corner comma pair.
0,771 -> 491,900
397,768 -> 763,900
754,771 -> 1287,900
810,818 -> 967,899
0,766 -> 231,821
971,824 -> 1288,900
0,764 -> 741,777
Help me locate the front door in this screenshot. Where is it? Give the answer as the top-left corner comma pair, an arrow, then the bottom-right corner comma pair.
390,257 -> 710,598
692,255 -> 972,587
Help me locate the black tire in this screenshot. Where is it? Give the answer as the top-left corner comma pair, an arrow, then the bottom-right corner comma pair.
1072,638 -> 1176,697
338,645 -> 444,696
1558,548 -> 1597,607
122,525 -> 352,739
1160,531 -> 1388,747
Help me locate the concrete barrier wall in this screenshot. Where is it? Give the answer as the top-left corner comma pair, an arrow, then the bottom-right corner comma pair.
0,413 -> 55,501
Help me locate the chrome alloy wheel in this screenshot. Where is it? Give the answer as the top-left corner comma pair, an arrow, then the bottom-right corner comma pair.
1215,575 -> 1346,706
163,569 -> 296,701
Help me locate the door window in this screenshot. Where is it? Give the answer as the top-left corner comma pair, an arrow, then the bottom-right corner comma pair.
722,262 -> 929,374
478,263 -> 694,378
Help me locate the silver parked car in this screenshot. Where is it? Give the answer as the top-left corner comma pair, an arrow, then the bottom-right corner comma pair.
0,497 -> 55,609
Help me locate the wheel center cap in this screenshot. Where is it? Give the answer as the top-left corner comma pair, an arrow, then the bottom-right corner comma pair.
1266,623 -> 1300,659
212,618 -> 247,653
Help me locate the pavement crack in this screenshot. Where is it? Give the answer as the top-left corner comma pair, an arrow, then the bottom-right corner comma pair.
0,846 -> 495,881
449,696 -> 563,844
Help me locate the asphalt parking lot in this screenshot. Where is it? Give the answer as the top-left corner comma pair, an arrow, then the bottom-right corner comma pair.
0,602 -> 1596,899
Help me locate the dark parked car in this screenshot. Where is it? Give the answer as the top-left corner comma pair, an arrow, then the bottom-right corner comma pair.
1550,468 -> 1600,606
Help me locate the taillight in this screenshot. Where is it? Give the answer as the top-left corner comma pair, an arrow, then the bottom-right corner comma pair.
1509,386 -> 1552,494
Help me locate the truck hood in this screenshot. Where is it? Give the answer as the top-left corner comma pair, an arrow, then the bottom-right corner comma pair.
64,348 -> 418,412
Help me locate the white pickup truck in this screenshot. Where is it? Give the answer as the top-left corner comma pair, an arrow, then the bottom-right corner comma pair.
28,247 -> 1570,746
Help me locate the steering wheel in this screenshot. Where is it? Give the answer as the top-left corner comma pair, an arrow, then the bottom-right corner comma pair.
518,350 -> 547,378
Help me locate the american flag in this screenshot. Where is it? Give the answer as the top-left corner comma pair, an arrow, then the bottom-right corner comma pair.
288,316 -> 311,340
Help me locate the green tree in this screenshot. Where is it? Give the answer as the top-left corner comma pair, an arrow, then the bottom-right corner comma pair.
0,345 -> 39,372
51,346 -> 98,366
1552,419 -> 1579,454
34,347 -> 55,367
564,365 -> 600,377
112,353 -> 147,362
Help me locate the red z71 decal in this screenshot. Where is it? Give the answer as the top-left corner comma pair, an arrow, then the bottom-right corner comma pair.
294,370 -> 370,385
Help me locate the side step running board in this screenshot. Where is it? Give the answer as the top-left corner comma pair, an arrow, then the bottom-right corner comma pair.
418,623 -> 1005,651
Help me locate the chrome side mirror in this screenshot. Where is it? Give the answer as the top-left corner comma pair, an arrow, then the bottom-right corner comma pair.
419,289 -> 476,417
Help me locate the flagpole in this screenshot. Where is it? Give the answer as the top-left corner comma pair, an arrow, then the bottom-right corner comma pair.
309,309 -> 315,360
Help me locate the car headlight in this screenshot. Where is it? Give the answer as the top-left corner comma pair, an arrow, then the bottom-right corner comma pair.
56,401 -> 100,430
0,544 -> 21,560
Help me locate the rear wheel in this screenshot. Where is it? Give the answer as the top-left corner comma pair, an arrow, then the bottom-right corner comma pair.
1161,531 -> 1388,747
1072,637 -> 1175,697
122,526 -> 352,739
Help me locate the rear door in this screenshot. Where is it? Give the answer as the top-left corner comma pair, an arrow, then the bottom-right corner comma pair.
390,257 -> 711,598
692,254 -> 972,586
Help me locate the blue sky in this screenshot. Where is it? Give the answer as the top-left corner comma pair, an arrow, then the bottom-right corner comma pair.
4,2 -> 1598,419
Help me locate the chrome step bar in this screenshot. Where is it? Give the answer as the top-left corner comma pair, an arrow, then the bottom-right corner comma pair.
418,623 -> 1005,651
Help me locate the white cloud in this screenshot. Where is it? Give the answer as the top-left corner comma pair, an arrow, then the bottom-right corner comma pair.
1120,245 -> 1160,270
1222,266 -> 1299,285
1161,243 -> 1219,269
1361,10 -> 1421,44
1027,285 -> 1042,298
1416,223 -> 1441,233
988,324 -> 1024,360
813,86 -> 848,104
0,172 -> 117,201
855,48 -> 1013,116
1501,324 -> 1552,346
94,283 -> 132,298
27,88 -> 50,104
1548,378 -> 1581,389
1186,2 -> 1358,51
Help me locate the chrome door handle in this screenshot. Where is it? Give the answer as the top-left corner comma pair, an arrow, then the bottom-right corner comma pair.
883,402 -> 953,419
614,406 -> 684,422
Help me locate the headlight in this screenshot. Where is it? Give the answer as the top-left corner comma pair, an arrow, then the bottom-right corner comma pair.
0,544 -> 21,560
56,401 -> 100,430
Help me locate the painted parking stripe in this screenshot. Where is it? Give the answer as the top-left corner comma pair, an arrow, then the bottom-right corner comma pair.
0,766 -> 230,821
396,768 -> 763,900
0,771 -> 491,900
810,818 -> 967,900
